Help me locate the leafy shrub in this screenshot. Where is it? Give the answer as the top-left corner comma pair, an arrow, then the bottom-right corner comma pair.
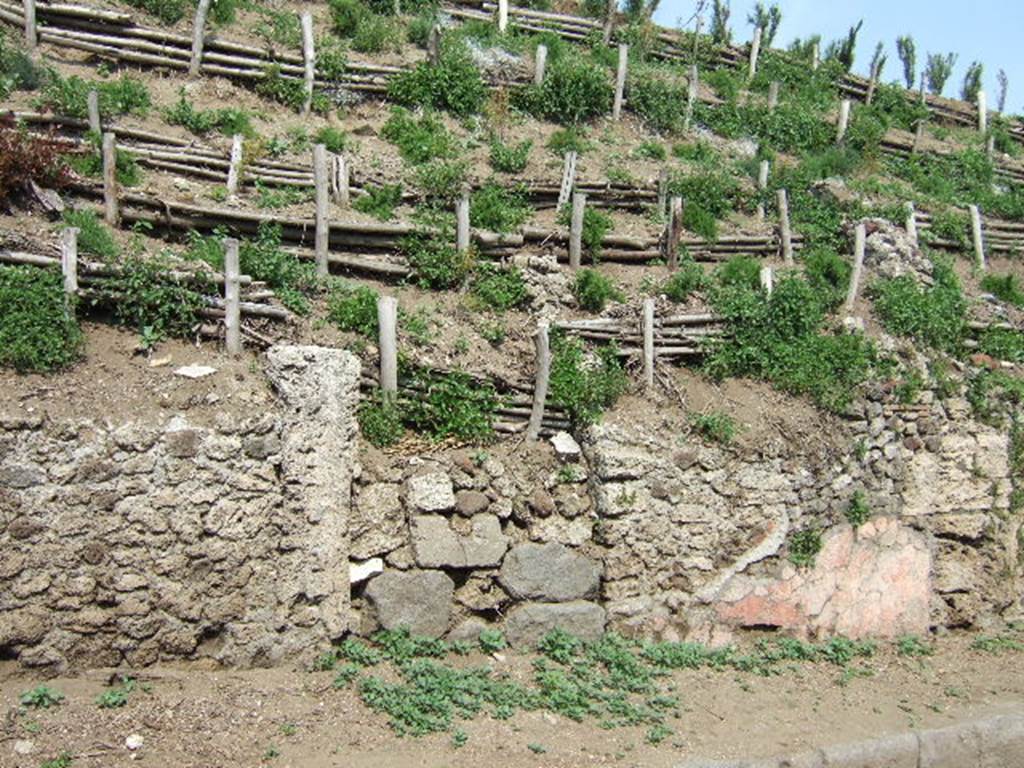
256,65 -> 307,111
663,262 -> 707,302
0,32 -> 43,97
358,392 -> 405,448
923,207 -> 970,249
238,224 -> 317,314
62,209 -> 119,259
547,127 -> 593,156
845,490 -> 870,527
634,140 -> 666,161
315,126 -> 348,154
690,411 -> 736,444
388,39 -> 486,116
714,255 -> 761,291
328,281 -> 379,337
353,13 -> 402,53
788,527 -> 822,568
872,262 -> 965,353
0,121 -> 70,206
413,159 -> 469,201
978,328 -> 1024,363
514,52 -> 612,124
39,73 -> 150,119
478,629 -> 506,653
470,263 -> 527,311
672,141 -> 717,163
549,334 -> 628,426
668,169 -> 741,241
489,138 -> 532,173
164,90 -> 254,137
381,108 -> 458,165
353,184 -> 403,221
981,273 -> 1024,307
470,183 -> 532,233
803,247 -> 851,310
402,367 -> 499,442
573,269 -> 623,311
253,6 -> 303,48
629,73 -> 686,133
0,266 -> 83,373
403,235 -> 473,290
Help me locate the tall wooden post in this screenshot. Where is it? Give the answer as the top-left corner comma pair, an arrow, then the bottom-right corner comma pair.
612,44 -> 628,120
836,99 -> 851,144
24,0 -> 37,50
569,192 -> 586,269
601,0 -> 616,44
759,265 -> 773,296
767,81 -> 780,111
667,196 -> 683,269
811,40 -> 820,71
61,227 -> 79,295
970,204 -> 986,270
301,12 -> 315,117
684,64 -> 698,131
844,223 -> 866,312
456,192 -> 470,252
912,120 -> 926,153
905,202 -> 918,247
101,132 -> 119,226
427,26 -> 440,66
313,144 -> 330,278
526,321 -> 550,441
642,298 -> 655,389
557,151 -> 577,208
330,154 -> 350,207
777,188 -> 793,265
377,296 -> 398,398
657,168 -> 668,219
223,237 -> 241,355
534,43 -> 548,85
497,0 -> 508,33
866,61 -> 880,105
87,91 -> 101,134
189,0 -> 211,76
226,134 -> 244,196
978,90 -> 988,134
748,26 -> 762,79
756,160 -> 769,220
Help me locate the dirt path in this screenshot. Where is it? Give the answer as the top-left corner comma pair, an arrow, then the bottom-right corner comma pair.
2,633 -> 1022,768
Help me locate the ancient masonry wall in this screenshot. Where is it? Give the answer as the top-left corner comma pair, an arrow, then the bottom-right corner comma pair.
0,346 -> 360,670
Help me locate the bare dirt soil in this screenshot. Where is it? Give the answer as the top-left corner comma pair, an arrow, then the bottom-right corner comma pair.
1,635 -> 1022,768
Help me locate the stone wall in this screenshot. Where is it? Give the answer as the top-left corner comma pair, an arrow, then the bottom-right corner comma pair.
349,386 -> 1022,645
0,346 -> 360,671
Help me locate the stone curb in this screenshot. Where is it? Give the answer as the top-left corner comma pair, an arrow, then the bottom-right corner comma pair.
673,711 -> 1024,768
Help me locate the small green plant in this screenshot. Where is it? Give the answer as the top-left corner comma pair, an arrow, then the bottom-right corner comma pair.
332,663 -> 361,688
645,724 -> 673,745
402,367 -> 499,442
64,131 -> 141,186
634,140 -> 667,161
95,678 -> 140,709
557,205 -> 612,261
256,65 -> 308,111
315,126 -> 348,154
0,266 -> 83,373
489,138 -> 532,173
327,281 -> 379,337
39,72 -> 150,119
527,743 -> 547,754
388,38 -> 486,116
547,127 -> 593,156
981,273 -> 1024,308
358,392 -> 405,448
690,411 -> 736,445
254,181 -> 311,209
62,209 -> 119,259
40,752 -> 73,768
478,629 -> 507,654
353,184 -> 403,221
896,635 -> 934,658
470,183 -> 532,233
971,634 -> 1024,654
164,89 -> 254,137
663,261 -> 707,302
452,728 -> 469,748
20,685 -> 65,709
549,334 -> 629,427
470,263 -> 528,311
403,235 -> 473,290
845,490 -> 870,528
573,269 -> 623,312
872,262 -> 966,353
788,527 -> 823,568
514,51 -> 613,124
413,159 -> 469,201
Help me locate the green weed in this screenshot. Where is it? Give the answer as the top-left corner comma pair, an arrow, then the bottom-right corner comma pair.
353,184 -> 403,221
20,685 -> 65,709
62,209 -> 119,259
573,269 -> 623,311
788,527 -> 823,568
690,411 -> 736,445
549,334 -> 629,427
470,263 -> 528,311
327,281 -> 378,337
489,138 -> 532,173
0,267 -> 82,373
845,490 -> 870,527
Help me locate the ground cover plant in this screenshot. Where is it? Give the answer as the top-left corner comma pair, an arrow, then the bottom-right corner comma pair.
0,266 -> 83,373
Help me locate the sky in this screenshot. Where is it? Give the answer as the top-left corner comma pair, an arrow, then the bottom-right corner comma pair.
652,0 -> 1024,114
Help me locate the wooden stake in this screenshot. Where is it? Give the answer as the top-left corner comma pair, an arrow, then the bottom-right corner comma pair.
748,26 -> 762,80
759,265 -> 773,296
223,237 -> 241,355
777,188 -> 793,265
24,0 -> 36,50
667,196 -> 683,269
905,202 -> 918,247
456,192 -> 471,252
811,40 -> 820,71
684,64 -> 698,131
301,12 -> 315,117
977,90 -> 988,134
427,25 -> 440,66
844,223 -> 866,311
61,227 -> 79,294
657,168 -> 668,219
557,151 -> 577,208
919,72 -> 926,105
101,132 -> 119,226
497,0 -> 508,32
569,192 -> 586,269
526,321 -> 550,441
602,0 -> 616,44
377,295 -> 398,398
330,154 -> 350,207
767,80 -> 780,111
912,120 -> 926,153
970,204 -> 986,270
188,0 -> 211,76
313,143 -> 330,278
756,159 -> 769,220
987,133 -> 996,158
866,62 -> 880,105
612,44 -> 628,120
642,298 -> 655,389
534,43 -> 548,85
226,134 -> 244,196
87,90 -> 101,134
836,99 -> 851,144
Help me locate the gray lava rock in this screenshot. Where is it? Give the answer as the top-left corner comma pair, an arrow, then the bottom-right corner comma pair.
407,472 -> 455,512
498,542 -> 600,602
365,570 -> 454,638
503,601 -> 606,648
411,515 -> 509,569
